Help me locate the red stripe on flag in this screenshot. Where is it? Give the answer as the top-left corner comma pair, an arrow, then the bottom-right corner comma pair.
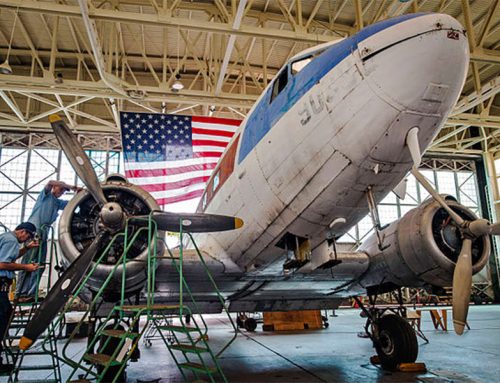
192,127 -> 234,138
156,189 -> 205,205
192,139 -> 228,148
192,116 -> 241,126
194,151 -> 225,158
125,162 -> 217,178
138,176 -> 210,192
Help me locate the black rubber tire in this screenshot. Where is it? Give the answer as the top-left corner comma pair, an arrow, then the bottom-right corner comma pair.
374,314 -> 418,370
244,317 -> 257,332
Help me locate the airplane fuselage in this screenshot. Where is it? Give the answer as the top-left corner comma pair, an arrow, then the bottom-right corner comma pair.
192,13 -> 469,286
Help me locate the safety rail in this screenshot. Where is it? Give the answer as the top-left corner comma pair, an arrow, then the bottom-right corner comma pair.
20,211 -> 236,383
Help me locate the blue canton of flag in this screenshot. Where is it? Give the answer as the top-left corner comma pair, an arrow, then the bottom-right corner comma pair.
120,112 -> 193,162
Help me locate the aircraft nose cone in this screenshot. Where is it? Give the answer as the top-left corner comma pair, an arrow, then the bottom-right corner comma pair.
359,13 -> 469,116
100,202 -> 124,229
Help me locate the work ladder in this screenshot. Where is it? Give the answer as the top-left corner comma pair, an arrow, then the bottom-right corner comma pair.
4,301 -> 61,383
2,225 -> 62,383
18,213 -> 236,382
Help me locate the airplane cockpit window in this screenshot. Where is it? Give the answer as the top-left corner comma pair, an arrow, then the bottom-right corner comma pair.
201,192 -> 207,210
212,170 -> 220,192
291,57 -> 312,75
270,68 -> 288,103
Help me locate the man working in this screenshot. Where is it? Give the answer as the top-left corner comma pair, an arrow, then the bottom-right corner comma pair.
16,180 -> 81,302
0,222 -> 39,373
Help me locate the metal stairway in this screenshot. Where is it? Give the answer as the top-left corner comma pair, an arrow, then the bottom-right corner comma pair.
4,301 -> 61,383
26,213 -> 237,383
4,226 -> 62,383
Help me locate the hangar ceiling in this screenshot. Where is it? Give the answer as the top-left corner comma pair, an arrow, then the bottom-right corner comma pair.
0,0 -> 499,154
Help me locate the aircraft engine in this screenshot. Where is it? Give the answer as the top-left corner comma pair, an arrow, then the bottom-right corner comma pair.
357,196 -> 490,290
58,177 -> 165,301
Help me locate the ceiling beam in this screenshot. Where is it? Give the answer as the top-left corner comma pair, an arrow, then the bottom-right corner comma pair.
0,74 -> 258,108
0,0 -> 340,44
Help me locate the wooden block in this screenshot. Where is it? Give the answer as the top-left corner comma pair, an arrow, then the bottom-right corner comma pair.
397,362 -> 427,372
263,310 -> 323,331
274,322 -> 305,331
262,324 -> 274,331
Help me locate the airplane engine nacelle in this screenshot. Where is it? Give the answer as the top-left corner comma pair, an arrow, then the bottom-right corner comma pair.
357,196 -> 490,290
58,178 -> 165,301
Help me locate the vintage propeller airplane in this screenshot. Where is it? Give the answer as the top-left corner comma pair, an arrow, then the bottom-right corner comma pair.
19,12 -> 495,370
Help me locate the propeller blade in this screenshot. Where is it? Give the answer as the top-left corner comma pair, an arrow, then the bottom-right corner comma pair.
49,114 -> 107,206
452,237 -> 473,335
19,231 -> 109,350
489,222 -> 500,236
129,211 -> 244,233
468,218 -> 492,237
405,127 -> 421,167
411,167 -> 465,226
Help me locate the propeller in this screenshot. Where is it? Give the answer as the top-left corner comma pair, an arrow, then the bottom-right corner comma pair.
49,114 -> 107,206
19,231 -> 110,350
130,211 -> 244,232
20,115 -> 244,348
452,238 -> 472,335
406,128 -> 491,335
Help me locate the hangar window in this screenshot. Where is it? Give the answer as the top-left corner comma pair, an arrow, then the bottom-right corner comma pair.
337,158 -> 481,246
0,140 -> 121,233
270,68 -> 288,103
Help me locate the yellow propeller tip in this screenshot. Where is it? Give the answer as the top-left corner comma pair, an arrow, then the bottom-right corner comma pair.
48,114 -> 62,123
19,336 -> 33,350
235,217 -> 244,229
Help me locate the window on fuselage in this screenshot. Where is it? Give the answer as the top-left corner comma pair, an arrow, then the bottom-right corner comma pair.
212,170 -> 220,192
291,56 -> 312,75
270,68 -> 288,103
196,135 -> 240,213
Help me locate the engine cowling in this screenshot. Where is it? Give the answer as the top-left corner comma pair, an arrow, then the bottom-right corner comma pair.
58,177 -> 165,301
357,196 -> 490,290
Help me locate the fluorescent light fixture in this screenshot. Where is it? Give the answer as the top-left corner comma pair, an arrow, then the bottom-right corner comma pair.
0,60 -> 12,75
171,74 -> 184,91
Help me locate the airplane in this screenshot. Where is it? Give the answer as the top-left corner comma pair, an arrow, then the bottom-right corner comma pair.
18,11 -> 498,372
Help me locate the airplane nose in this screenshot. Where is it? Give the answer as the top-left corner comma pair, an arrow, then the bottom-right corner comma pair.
358,13 -> 469,116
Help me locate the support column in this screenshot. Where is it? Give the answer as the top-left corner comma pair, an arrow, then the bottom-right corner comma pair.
481,153 -> 500,301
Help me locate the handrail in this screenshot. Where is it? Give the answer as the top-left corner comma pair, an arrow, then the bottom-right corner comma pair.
187,232 -> 238,357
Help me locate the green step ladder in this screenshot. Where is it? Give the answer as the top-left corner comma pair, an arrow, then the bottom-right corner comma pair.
4,225 -> 62,383
4,301 -> 61,383
45,212 -> 237,382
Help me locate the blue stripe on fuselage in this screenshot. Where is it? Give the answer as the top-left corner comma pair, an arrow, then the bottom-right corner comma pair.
237,12 -> 427,164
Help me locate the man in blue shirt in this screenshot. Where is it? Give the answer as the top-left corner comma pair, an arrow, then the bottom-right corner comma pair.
0,222 -> 39,373
16,180 -> 81,302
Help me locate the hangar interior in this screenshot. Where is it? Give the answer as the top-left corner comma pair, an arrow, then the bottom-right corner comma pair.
0,0 -> 500,382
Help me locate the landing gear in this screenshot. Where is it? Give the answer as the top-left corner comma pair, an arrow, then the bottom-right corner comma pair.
354,294 -> 418,370
236,313 -> 258,331
374,315 -> 418,369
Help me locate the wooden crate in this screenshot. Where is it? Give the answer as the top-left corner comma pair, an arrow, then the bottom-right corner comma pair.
263,310 -> 323,331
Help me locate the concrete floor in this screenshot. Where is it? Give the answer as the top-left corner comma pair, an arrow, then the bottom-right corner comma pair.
3,304 -> 500,382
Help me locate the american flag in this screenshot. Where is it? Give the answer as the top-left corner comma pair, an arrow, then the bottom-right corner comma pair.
120,112 -> 240,207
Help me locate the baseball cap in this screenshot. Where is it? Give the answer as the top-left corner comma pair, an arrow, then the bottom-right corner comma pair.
15,222 -> 37,237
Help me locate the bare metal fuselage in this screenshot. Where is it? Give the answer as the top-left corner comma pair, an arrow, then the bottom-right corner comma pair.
152,14 -> 471,312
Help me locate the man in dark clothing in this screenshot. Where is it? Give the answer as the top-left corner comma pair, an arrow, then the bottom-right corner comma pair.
0,222 -> 39,373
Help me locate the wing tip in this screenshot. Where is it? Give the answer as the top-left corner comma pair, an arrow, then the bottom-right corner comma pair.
48,114 -> 62,123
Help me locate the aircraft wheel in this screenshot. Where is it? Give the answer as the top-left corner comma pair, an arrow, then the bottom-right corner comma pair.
374,314 -> 418,369
244,317 -> 257,332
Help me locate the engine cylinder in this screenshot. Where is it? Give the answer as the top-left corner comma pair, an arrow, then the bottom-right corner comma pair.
357,196 -> 490,289
58,180 -> 165,300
